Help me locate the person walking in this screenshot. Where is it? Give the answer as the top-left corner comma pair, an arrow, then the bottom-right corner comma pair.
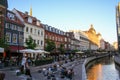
25,58 -> 32,78
21,56 -> 27,73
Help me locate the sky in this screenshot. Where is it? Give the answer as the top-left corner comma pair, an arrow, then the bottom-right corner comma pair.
8,0 -> 120,44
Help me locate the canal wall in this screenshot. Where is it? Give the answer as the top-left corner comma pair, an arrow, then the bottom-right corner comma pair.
114,54 -> 120,66
81,54 -> 110,80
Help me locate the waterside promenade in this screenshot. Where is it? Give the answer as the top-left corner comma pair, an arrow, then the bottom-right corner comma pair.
0,53 -> 111,80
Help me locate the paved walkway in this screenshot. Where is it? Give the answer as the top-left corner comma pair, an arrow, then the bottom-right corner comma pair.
0,59 -> 86,80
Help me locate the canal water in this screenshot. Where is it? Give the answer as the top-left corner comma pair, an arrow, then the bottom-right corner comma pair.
86,56 -> 120,80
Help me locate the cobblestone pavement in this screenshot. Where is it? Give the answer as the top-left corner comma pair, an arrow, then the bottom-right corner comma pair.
1,59 -> 85,80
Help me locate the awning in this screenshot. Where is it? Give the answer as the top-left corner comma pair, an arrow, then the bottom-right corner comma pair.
9,46 -> 24,52
19,49 -> 36,53
0,47 -> 4,53
75,51 -> 84,54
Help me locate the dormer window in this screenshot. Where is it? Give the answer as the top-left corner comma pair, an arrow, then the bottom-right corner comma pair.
7,12 -> 15,20
28,17 -> 32,23
36,20 -> 40,26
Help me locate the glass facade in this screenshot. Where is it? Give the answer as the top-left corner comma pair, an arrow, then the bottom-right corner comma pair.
116,4 -> 120,52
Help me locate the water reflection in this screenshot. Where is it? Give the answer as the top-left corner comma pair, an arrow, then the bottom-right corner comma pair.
87,56 -> 120,80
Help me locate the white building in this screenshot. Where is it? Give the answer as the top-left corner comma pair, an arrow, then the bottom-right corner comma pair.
69,30 -> 90,51
100,39 -> 105,50
90,42 -> 99,50
13,8 -> 44,50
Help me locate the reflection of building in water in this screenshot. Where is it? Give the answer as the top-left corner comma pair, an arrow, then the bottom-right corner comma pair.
87,64 -> 102,80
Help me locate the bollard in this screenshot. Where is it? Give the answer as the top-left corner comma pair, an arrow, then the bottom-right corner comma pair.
0,63 -> 4,69
0,72 -> 5,80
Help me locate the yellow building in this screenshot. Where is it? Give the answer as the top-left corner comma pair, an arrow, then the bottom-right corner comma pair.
113,42 -> 118,50
84,24 -> 102,48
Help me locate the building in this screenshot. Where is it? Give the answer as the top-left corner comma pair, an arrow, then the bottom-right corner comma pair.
5,10 -> 24,54
0,0 -> 24,57
100,39 -> 105,50
69,30 -> 89,51
116,2 -> 120,52
0,0 -> 8,38
84,24 -> 101,50
113,42 -> 118,50
43,24 -> 67,53
13,8 -> 45,50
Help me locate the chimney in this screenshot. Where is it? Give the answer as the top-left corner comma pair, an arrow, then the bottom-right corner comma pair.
25,11 -> 28,15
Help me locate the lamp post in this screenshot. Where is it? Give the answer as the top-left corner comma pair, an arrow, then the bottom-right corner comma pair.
18,32 -> 20,53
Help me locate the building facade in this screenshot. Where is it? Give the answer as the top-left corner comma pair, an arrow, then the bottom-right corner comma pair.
84,24 -> 101,50
13,9 -> 45,50
116,2 -> 120,52
0,0 -> 24,56
5,10 -> 24,53
69,30 -> 89,51
0,0 -> 8,39
43,24 -> 67,53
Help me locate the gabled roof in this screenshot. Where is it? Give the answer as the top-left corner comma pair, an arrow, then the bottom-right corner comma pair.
14,9 -> 43,28
6,10 -> 24,27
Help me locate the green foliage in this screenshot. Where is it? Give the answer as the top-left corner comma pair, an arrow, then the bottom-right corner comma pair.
58,44 -> 65,54
34,58 -> 53,66
71,49 -> 79,53
25,36 -> 37,49
0,37 -> 9,51
45,39 -> 56,52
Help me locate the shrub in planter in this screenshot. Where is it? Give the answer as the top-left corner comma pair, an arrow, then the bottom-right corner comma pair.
34,58 -> 53,66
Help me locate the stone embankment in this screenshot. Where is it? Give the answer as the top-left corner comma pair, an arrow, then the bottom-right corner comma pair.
114,54 -> 120,66
81,53 -> 110,80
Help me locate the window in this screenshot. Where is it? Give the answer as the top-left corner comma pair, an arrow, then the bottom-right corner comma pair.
6,32 -> 11,42
56,37 -> 57,41
19,35 -> 23,44
25,38 -> 28,43
36,20 -> 40,26
12,34 -> 17,43
34,29 -> 36,35
34,40 -> 36,43
118,27 -> 120,36
10,24 -> 13,30
45,35 -> 48,39
26,27 -> 28,32
5,23 -> 9,28
30,28 -> 33,33
52,36 -> 54,40
37,40 -> 39,45
28,17 -> 32,23
41,40 -> 43,46
38,30 -> 40,35
65,38 -> 67,42
41,31 -> 43,36
61,38 -> 63,42
14,25 -> 17,30
11,24 -> 14,30
7,12 -> 15,20
18,26 -> 22,31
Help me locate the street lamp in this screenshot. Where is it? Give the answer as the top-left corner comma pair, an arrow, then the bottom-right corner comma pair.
18,32 -> 20,53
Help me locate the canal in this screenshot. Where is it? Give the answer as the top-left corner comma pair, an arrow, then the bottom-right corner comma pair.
86,56 -> 120,80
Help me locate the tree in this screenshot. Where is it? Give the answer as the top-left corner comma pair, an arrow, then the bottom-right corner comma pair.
45,39 -> 55,52
58,44 -> 65,54
25,36 -> 37,49
0,37 -> 9,51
